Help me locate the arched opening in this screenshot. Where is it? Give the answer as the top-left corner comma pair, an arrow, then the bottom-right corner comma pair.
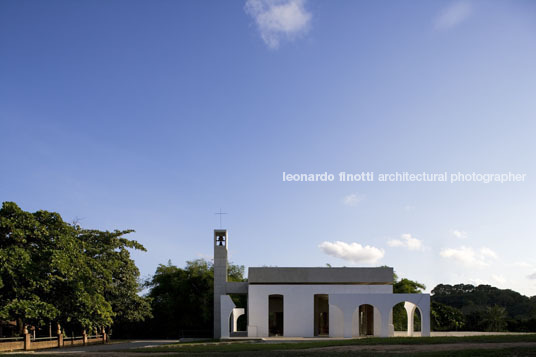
268,294 -> 283,336
314,294 -> 329,336
236,314 -> 247,331
228,294 -> 247,337
358,304 -> 375,336
228,308 -> 246,337
393,301 -> 422,336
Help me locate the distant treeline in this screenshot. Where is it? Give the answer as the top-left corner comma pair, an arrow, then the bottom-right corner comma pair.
431,284 -> 536,332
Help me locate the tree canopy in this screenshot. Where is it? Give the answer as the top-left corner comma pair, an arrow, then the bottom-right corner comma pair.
0,202 -> 151,335
394,278 -> 426,294
430,301 -> 465,331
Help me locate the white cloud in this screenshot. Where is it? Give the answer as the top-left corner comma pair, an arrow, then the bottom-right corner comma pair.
434,2 -> 472,30
244,0 -> 312,49
513,261 -> 533,269
451,229 -> 468,239
387,233 -> 424,251
528,272 -> 536,280
491,274 -> 506,284
480,247 -> 498,259
318,241 -> 384,264
403,205 -> 415,211
342,193 -> 363,206
440,246 -> 498,268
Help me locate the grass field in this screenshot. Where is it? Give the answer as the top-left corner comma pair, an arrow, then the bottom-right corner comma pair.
124,334 -> 536,355
2,334 -> 536,356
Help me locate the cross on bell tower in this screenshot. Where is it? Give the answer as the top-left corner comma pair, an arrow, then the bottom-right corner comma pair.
214,208 -> 227,228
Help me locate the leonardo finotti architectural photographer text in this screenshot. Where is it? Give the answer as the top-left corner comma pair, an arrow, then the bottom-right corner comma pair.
282,171 -> 526,184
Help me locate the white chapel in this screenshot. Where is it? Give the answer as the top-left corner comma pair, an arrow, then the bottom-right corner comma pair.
213,229 -> 430,339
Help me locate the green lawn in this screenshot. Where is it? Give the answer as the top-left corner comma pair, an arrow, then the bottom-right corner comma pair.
157,347 -> 536,356
2,335 -> 536,356
130,334 -> 536,354
173,347 -> 536,356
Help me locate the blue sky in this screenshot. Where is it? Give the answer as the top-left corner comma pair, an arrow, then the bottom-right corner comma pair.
1,0 -> 536,295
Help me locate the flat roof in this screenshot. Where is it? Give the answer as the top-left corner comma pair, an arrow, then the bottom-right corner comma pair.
248,267 -> 393,285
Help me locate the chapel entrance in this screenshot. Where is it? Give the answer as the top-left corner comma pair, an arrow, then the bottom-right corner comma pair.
359,304 -> 374,336
268,294 -> 284,336
314,294 -> 329,336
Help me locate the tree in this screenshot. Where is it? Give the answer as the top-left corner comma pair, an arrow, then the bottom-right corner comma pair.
0,202 -> 151,336
75,228 -> 152,330
0,202 -> 69,333
431,302 -> 465,331
394,278 -> 426,294
481,305 -> 508,332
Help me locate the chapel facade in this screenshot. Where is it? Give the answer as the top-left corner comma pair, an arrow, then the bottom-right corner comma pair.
213,229 -> 430,339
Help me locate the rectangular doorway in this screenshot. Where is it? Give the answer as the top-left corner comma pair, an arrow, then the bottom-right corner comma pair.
359,304 -> 374,336
268,295 -> 284,336
314,294 -> 329,336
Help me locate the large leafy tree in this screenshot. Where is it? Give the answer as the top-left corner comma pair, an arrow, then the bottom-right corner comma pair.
0,202 -> 68,333
75,228 -> 152,329
0,202 -> 151,335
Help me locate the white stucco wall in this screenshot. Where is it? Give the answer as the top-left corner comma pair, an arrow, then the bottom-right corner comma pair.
220,295 -> 236,339
247,284 -> 393,338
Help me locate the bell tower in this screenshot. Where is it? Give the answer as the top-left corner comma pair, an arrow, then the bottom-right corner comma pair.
213,229 -> 228,338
